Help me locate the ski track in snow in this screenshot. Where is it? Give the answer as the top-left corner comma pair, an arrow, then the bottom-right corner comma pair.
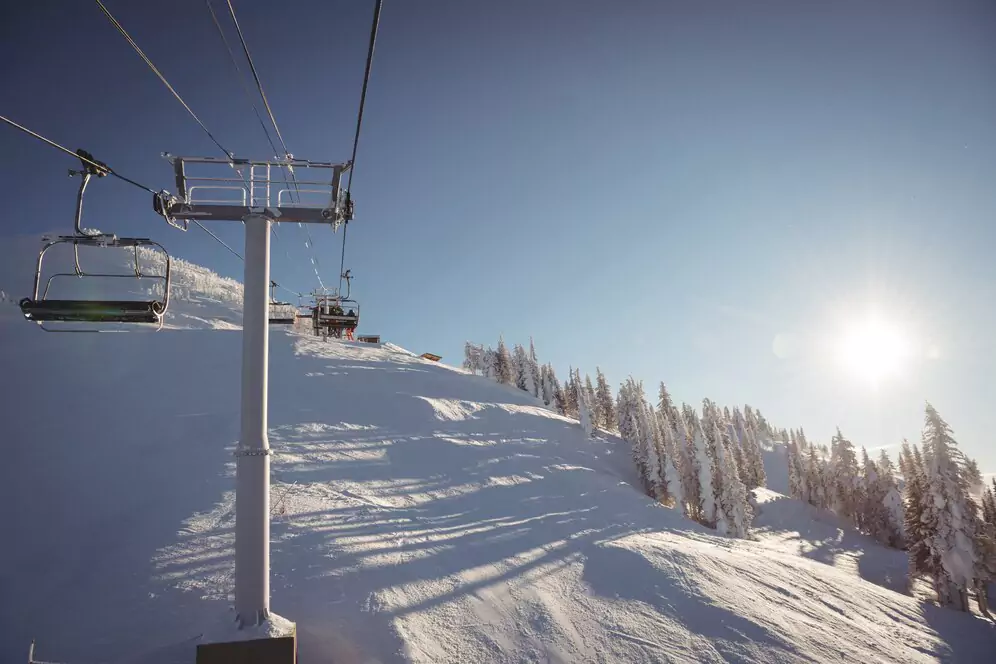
0,244 -> 994,663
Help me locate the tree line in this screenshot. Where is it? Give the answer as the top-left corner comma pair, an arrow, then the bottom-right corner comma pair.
464,337 -> 769,540
782,407 -> 996,614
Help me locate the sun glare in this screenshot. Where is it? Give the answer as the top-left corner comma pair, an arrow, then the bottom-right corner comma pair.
836,315 -> 912,385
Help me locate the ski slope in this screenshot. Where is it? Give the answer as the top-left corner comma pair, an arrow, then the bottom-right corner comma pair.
1,243 -> 993,663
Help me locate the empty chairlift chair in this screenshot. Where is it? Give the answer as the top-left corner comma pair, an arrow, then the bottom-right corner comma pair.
18,151 -> 174,331
268,281 -> 296,325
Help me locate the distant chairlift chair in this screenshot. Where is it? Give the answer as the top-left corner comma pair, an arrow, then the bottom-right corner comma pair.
268,281 -> 296,325
18,151 -> 175,332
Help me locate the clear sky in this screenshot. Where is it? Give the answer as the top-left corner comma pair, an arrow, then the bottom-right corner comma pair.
3,1 -> 995,471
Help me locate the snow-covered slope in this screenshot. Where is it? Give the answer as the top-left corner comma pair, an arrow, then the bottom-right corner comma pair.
1,251 -> 993,663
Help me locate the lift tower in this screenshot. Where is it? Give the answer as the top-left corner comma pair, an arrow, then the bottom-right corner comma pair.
162,154 -> 352,627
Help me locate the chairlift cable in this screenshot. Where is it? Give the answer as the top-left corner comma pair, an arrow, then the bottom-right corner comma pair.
190,220 -> 244,261
0,114 -> 159,195
224,0 -> 293,161
204,0 -> 280,159
346,0 -> 383,194
339,0 -> 383,294
95,0 -> 237,161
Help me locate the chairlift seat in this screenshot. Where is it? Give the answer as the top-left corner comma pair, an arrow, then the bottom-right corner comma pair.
20,298 -> 162,324
269,316 -> 296,325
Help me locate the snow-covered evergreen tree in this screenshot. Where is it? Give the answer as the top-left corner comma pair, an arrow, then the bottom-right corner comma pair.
550,367 -> 567,416
513,344 -> 529,391
903,441 -> 937,594
688,408 -> 715,527
877,450 -> 905,548
495,336 -> 514,385
526,338 -> 540,398
594,368 -> 615,430
921,404 -> 978,610
463,342 -> 486,374
805,446 -> 826,509
538,364 -> 552,406
674,406 -> 700,521
787,437 -> 803,500
482,347 -> 497,381
576,369 -> 594,438
713,415 -> 752,537
654,402 -> 685,512
564,369 -> 579,418
828,428 -> 861,525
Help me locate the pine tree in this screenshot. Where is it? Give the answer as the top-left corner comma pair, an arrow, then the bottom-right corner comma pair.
982,485 -> 996,527
576,369 -> 595,438
904,442 -> 938,594
964,458 -> 984,494
805,446 -> 826,508
713,414 -> 751,537
482,347 -> 497,381
675,405 -> 700,522
513,344 -> 529,391
688,408 -> 715,527
735,406 -> 765,490
877,450 -> 905,548
463,342 -> 485,374
921,404 -> 978,610
655,402 -> 685,512
787,437 -> 803,500
495,336 -> 514,385
526,338 -> 541,398
538,364 -> 552,406
564,369 -> 579,418
594,368 -> 615,431
550,367 -> 567,416
829,428 -> 861,525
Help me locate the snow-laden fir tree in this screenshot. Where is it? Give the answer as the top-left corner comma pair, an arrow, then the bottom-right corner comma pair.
688,407 -> 715,526
564,369 -> 579,418
653,402 -> 685,511
550,367 -> 567,416
713,414 -> 752,537
982,482 -> 996,527
860,447 -> 893,546
576,369 -> 595,438
482,347 -> 497,381
512,344 -> 529,391
828,429 -> 861,525
526,338 -> 541,398
734,406 -> 765,490
903,441 -> 937,594
538,364 -> 553,406
594,368 -> 616,431
805,446 -> 826,509
877,450 -> 905,548
787,436 -> 803,500
618,379 -> 650,494
495,336 -> 514,385
583,374 -> 596,413
463,342 -> 486,374
674,403 -> 700,521
659,384 -> 693,507
921,404 -> 978,610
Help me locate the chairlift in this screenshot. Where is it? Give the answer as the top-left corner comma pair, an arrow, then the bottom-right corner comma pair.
268,281 -> 296,325
18,151 -> 174,332
311,269 -> 360,339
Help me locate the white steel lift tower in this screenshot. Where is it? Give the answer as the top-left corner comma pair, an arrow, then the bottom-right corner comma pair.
162,154 -> 353,627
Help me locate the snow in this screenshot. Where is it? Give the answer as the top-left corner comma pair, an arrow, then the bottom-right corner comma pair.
1,244 -> 994,662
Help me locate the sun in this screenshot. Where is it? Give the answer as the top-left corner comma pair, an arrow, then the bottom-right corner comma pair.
835,315 -> 912,385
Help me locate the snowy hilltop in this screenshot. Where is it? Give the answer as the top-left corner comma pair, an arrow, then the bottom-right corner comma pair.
1,249 -> 994,663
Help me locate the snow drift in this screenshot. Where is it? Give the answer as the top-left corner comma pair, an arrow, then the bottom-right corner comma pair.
0,244 -> 993,663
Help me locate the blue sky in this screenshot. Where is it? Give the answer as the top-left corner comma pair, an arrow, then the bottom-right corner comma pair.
3,1 -> 996,471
